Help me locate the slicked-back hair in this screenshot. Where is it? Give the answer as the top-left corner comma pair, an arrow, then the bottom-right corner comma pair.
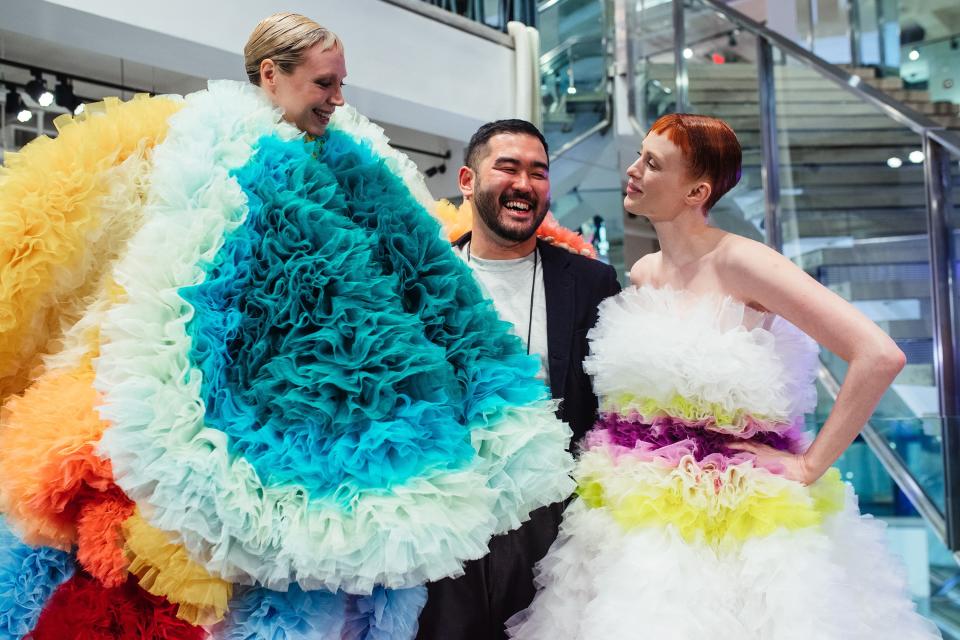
464,119 -> 549,171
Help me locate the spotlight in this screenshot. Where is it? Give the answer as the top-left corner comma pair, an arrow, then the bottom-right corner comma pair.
4,87 -> 23,115
25,72 -> 53,107
908,150 -> 925,164
683,47 -> 694,59
17,108 -> 32,123
908,49 -> 920,61
74,103 -> 85,115
54,76 -> 80,112
886,157 -> 903,168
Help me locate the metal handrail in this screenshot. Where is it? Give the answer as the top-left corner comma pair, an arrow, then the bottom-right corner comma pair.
696,0 -> 946,138
818,365 -> 948,544
540,34 -> 604,68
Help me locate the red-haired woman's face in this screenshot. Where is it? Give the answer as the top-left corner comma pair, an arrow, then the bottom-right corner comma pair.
624,132 -> 698,220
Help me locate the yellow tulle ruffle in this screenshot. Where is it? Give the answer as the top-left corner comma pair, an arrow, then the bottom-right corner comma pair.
577,451 -> 845,547
0,94 -> 181,402
123,511 -> 233,625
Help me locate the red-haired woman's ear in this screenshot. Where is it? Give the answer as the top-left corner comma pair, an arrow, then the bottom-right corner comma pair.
685,181 -> 712,209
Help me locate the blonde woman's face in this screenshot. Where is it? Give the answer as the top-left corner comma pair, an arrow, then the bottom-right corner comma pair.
261,43 -> 347,136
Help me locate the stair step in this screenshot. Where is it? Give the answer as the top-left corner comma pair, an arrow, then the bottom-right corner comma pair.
875,319 -> 933,340
784,209 -> 927,238
783,188 -> 959,210
816,262 -> 931,286
742,146 -> 931,166
829,279 -> 931,301
798,236 -> 930,269
647,63 -> 826,79
725,114 -> 914,131
741,165 -> 931,188
737,130 -> 922,149
689,88 -> 932,104
864,76 -> 905,91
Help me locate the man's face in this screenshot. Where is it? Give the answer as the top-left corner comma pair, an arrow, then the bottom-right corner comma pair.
463,133 -> 551,243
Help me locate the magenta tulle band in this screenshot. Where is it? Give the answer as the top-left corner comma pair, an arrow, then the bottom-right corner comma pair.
587,413 -> 809,460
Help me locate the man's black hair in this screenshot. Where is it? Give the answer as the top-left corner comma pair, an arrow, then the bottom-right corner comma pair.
464,119 -> 549,170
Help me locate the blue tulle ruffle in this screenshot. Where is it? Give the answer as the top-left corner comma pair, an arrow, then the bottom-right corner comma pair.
183,135 -> 476,503
342,586 -> 428,640
217,584 -> 348,640
0,517 -> 74,639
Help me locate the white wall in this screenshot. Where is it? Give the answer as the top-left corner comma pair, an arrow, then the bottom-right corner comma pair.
3,0 -> 518,141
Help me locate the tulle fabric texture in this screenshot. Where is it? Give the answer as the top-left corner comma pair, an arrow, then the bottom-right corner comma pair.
0,79 -> 575,638
507,286 -> 941,640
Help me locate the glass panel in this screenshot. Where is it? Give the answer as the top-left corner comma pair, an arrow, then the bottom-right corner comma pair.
681,2 -> 766,243
822,414 -> 960,638
630,0 -> 679,130
767,42 -> 950,514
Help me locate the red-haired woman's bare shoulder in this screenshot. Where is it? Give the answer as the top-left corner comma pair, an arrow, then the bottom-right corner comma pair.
629,251 -> 662,287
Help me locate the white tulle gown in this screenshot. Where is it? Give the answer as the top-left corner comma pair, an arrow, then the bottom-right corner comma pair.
506,285 -> 941,640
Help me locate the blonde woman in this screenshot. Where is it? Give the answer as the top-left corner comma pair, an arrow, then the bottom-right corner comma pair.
244,12 -> 346,136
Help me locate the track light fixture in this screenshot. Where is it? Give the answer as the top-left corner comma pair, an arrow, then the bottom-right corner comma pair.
25,71 -> 54,107
4,87 -> 33,122
54,76 -> 81,112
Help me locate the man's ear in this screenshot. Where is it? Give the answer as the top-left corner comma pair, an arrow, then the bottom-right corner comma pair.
459,166 -> 475,200
684,180 -> 712,208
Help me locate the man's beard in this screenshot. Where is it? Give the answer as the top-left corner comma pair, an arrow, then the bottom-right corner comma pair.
473,180 -> 550,243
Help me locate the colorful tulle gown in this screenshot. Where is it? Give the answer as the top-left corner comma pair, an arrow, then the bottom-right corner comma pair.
0,81 -> 575,638
506,285 -> 941,640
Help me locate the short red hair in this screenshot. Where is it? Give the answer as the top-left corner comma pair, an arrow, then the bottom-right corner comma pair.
648,114 -> 742,211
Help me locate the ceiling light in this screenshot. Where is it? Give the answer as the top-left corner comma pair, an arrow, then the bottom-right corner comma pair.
17,108 -> 32,123
908,49 -> 920,61
25,72 -> 53,107
54,76 -> 80,112
886,157 -> 903,168
908,150 -> 924,163
683,47 -> 694,59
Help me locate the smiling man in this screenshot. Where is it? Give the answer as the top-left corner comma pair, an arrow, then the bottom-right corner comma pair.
416,120 -> 621,639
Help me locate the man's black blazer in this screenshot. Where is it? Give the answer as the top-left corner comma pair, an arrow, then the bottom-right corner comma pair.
454,232 -> 622,444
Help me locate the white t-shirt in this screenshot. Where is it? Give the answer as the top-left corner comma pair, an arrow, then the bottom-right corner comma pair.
458,242 -> 550,382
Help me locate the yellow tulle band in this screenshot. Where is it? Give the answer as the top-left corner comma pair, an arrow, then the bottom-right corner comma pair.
601,392 -> 783,435
123,511 -> 232,625
577,451 -> 845,546
0,94 -> 181,402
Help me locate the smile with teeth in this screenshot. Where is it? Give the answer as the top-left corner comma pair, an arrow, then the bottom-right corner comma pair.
504,200 -> 533,212
313,108 -> 332,120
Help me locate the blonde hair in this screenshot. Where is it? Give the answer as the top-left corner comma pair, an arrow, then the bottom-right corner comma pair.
244,13 -> 343,85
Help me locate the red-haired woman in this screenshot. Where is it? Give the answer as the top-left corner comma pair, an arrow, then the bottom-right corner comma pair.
506,114 -> 941,639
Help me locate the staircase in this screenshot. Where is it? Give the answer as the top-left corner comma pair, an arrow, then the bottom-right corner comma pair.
645,60 -> 960,425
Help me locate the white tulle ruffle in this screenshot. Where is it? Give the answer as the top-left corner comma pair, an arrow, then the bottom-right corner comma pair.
507,493 -> 941,640
584,286 -> 820,430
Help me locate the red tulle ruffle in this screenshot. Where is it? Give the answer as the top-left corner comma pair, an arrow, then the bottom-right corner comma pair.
29,571 -> 205,640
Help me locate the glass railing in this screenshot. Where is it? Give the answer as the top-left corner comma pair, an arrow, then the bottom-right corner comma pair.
538,0 -> 610,158
629,0 -> 960,553
794,0 -> 960,115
